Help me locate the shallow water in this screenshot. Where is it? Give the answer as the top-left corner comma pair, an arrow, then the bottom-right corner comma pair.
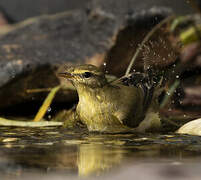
1,126 -> 201,179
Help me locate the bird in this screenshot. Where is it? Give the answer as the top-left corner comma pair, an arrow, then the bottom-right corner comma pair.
58,64 -> 161,133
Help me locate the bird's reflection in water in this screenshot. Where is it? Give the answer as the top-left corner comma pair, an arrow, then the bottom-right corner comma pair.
78,143 -> 126,176
1,127 -> 200,177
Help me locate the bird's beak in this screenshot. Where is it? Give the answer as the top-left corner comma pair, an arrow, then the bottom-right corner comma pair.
58,72 -> 73,79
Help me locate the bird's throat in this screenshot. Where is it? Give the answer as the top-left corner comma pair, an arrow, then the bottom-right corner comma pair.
75,84 -> 119,131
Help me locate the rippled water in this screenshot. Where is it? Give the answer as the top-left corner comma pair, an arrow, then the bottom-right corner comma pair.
1,126 -> 201,179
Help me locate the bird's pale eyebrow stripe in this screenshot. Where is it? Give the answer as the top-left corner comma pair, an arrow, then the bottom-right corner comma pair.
73,69 -> 91,74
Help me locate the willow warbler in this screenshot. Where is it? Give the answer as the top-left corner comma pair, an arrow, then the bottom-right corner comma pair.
59,64 -> 160,132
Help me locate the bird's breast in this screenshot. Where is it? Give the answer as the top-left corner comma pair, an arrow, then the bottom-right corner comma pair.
76,91 -> 121,131
76,85 -> 144,131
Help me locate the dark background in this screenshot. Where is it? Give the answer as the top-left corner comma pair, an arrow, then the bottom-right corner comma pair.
0,0 -> 194,22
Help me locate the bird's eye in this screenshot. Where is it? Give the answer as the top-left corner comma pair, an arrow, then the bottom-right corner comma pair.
83,72 -> 92,78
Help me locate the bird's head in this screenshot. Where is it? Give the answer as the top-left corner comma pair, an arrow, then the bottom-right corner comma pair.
58,64 -> 108,89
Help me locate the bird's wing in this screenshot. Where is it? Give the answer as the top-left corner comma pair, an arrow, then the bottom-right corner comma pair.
115,72 -> 155,114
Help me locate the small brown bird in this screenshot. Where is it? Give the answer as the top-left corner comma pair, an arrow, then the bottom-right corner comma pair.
59,64 -> 161,133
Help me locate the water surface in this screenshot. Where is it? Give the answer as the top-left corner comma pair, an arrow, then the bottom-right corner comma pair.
1,126 -> 201,179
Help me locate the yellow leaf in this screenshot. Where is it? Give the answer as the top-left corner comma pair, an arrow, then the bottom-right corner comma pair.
0,117 -> 63,127
33,86 -> 61,122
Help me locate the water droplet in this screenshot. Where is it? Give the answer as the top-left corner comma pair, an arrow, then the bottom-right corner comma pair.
10,71 -> 16,78
47,107 -> 51,113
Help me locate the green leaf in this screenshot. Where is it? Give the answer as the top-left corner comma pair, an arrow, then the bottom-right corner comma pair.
180,25 -> 201,45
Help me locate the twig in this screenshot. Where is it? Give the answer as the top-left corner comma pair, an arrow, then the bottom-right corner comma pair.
26,88 -> 52,93
160,80 -> 180,108
162,117 -> 180,127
